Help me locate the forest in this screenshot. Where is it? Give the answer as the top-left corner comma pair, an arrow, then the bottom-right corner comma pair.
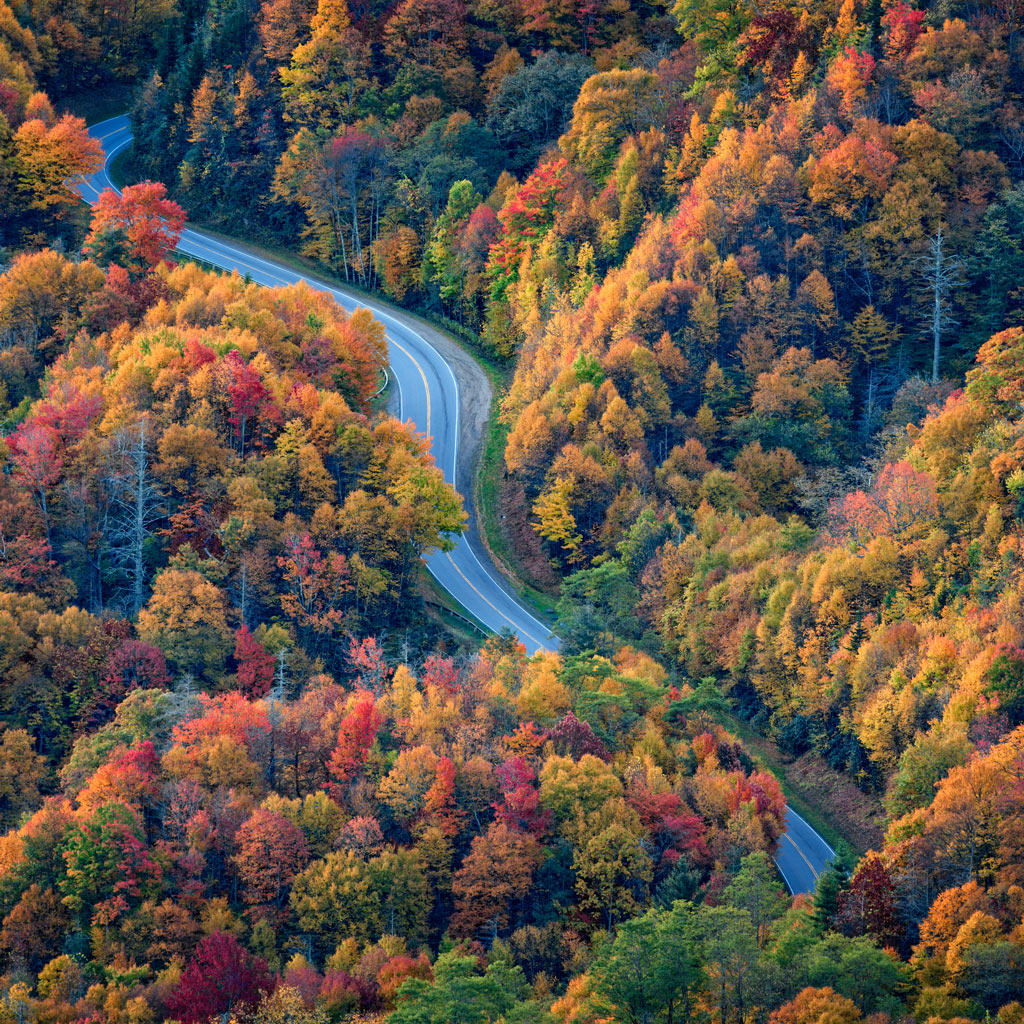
3,0 -> 1024,1020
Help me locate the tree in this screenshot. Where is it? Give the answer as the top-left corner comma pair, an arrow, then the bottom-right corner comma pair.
290,850 -> 380,949
833,855 -> 901,949
11,114 -> 102,222
84,182 -> 186,275
235,626 -> 276,698
590,900 -> 704,1024
137,569 -> 231,681
382,0 -> 470,76
700,906 -> 760,1024
918,225 -> 963,382
0,728 -> 45,828
60,801 -> 161,926
769,988 -> 863,1024
560,68 -> 660,178
389,952 -> 529,1024
233,807 -> 310,914
486,51 -> 593,174
279,0 -> 371,130
166,932 -> 274,1024
488,157 -> 572,302
803,934 -> 905,1014
573,822 -> 654,930
0,884 -> 69,969
450,822 -> 543,939
328,692 -> 383,782
105,418 -> 164,616
830,461 -> 939,546
273,127 -> 390,285
723,852 -> 790,947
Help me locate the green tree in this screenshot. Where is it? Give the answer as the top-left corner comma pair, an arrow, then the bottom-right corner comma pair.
389,952 -> 531,1024
700,906 -> 760,1024
723,852 -> 789,948
803,934 -> 906,1015
573,822 -> 653,930
590,901 -> 704,1024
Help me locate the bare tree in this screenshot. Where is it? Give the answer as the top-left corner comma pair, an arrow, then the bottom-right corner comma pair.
106,418 -> 165,617
918,225 -> 964,383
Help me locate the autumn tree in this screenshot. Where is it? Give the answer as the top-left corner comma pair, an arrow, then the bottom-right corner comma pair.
167,932 -> 274,1024
233,807 -> 310,915
84,182 -> 186,275
450,822 -> 543,939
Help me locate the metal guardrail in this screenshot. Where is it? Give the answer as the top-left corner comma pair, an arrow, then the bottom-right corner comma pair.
423,599 -> 488,636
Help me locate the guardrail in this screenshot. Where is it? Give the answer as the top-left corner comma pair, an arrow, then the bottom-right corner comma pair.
423,599 -> 488,636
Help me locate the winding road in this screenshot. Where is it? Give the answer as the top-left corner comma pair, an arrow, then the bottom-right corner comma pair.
79,115 -> 835,893
81,116 -> 558,656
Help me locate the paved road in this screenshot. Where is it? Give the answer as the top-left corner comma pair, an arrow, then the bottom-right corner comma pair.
774,807 -> 836,895
81,115 -> 558,656
79,115 -> 833,892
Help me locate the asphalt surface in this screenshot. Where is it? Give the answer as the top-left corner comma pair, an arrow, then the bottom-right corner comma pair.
81,116 -> 558,655
79,115 -> 834,892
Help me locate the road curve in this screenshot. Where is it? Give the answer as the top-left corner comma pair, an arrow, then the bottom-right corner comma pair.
81,115 -> 558,656
79,115 -> 833,892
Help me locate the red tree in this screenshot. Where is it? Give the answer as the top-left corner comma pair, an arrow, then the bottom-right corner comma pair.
545,712 -> 611,761
84,181 -> 186,274
329,692 -> 383,782
167,932 -> 274,1023
834,854 -> 901,948
234,625 -> 276,698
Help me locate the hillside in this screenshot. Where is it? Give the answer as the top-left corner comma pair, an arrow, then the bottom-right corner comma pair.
3,0 -> 1024,1020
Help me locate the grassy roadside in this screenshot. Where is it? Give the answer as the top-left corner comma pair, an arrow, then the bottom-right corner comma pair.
713,709 -> 863,856
108,147 -> 132,190
58,83 -> 135,126
416,566 -> 490,646
473,365 -> 561,621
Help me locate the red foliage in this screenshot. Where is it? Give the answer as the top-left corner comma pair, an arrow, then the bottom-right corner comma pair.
349,635 -> 390,693
234,625 -> 276,698
882,2 -> 925,61
423,754 -> 464,835
488,157 -> 572,300
167,932 -> 274,1024
283,965 -> 323,1006
338,815 -> 385,855
84,181 -> 186,273
83,263 -> 169,332
545,711 -> 611,761
730,770 -> 787,844
834,854 -> 902,948
422,654 -> 460,696
831,460 -> 939,545
172,692 -> 271,751
224,350 -> 274,454
320,971 -> 378,1014
492,757 -> 551,835
329,692 -> 383,782
0,532 -> 58,592
626,778 -> 709,863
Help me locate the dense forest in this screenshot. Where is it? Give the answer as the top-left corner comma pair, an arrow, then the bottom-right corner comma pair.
4,0 -> 1024,1020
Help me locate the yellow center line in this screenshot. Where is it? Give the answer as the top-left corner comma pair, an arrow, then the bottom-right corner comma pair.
389,339 -> 431,439
782,831 -> 819,879
444,552 -> 545,648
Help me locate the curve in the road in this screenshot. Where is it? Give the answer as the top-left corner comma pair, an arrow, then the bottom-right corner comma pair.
81,116 -> 557,656
79,115 -> 834,893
